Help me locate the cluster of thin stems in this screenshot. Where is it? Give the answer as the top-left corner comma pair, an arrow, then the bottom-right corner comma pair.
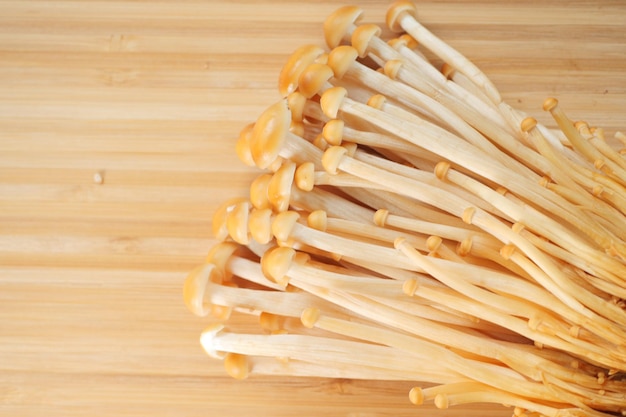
184,1 -> 626,416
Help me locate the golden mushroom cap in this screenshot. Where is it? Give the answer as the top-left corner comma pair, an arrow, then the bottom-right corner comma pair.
320,86 -> 348,119
351,23 -> 382,58
327,45 -> 359,79
323,5 -> 364,49
261,245 -> 297,287
298,63 -> 334,99
183,263 -> 224,317
386,0 -> 417,33
278,44 -> 325,97
251,99 -> 291,169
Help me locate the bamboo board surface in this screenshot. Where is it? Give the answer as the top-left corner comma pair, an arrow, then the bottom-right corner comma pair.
1,1 -> 626,416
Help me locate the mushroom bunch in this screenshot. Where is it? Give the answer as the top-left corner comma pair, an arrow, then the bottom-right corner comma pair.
184,1 -> 626,415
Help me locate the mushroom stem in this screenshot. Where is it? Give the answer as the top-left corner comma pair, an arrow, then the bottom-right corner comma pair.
201,323 -> 467,383
544,98 -> 626,186
271,211 -> 416,271
300,306 -> 599,408
414,382 -> 593,417
327,49 -> 517,166
184,253 -> 356,321
240,354 -> 456,382
186,4 -> 626,414
325,90 -> 626,267
321,146 -> 626,347
438,164 -> 626,327
386,0 -> 501,105
375,209 -> 527,275
395,238 -> 626,370
522,117 -> 626,226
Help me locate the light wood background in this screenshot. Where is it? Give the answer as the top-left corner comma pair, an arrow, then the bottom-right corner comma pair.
1,1 -> 625,416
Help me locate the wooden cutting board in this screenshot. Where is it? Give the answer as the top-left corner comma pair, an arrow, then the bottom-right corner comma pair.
1,1 -> 625,416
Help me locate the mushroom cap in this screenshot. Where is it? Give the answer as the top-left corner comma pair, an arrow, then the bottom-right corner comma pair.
543,97 -> 559,112
322,119 -> 345,146
199,322 -> 227,359
520,117 -> 538,133
271,210 -> 301,243
250,173 -> 273,210
251,99 -> 292,169
206,241 -> 239,280
307,210 -> 328,231
351,24 -> 382,58
441,62 -> 456,79
386,0 -> 417,33
320,86 -> 348,119
321,145 -> 349,175
183,263 -> 224,317
249,208 -> 273,245
367,94 -> 387,111
300,307 -> 321,329
278,44 -> 325,97
373,208 -> 390,227
224,352 -> 250,380
323,5 -> 364,49
290,120 -> 305,138
294,161 -> 315,192
261,245 -> 297,287
212,197 -> 248,241
383,59 -> 404,80
287,91 -> 307,122
388,33 -> 418,50
327,45 -> 359,79
226,201 -> 251,245
298,63 -> 334,99
267,160 -> 296,212
235,123 -> 256,167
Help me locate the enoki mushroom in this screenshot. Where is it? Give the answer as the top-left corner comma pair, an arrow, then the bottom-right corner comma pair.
184,2 -> 626,416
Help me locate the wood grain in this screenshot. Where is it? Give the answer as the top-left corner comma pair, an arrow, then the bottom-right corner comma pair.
1,1 -> 625,416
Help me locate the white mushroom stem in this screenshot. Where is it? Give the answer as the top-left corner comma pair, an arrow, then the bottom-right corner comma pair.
545,98 -> 626,186
224,252 -> 283,290
273,254 -> 616,387
271,211 -> 417,271
274,181 -> 374,223
439,62 -> 495,108
353,35 -> 514,134
298,304 -> 596,407
329,52 -> 515,162
278,246 -> 512,335
201,323 -> 466,382
324,8 -> 507,133
332,291 -> 623,406
395,238 -> 626,370
438,164 -> 626,327
307,170 -> 388,191
322,118 -> 440,167
364,293 -> 511,334
440,161 -> 626,278
321,147 -> 626,347
375,208 -> 526,274
410,383 -> 562,416
324,90 -> 624,262
386,0 -> 502,105
586,126 -> 626,172
239,354 -> 459,382
353,149 -> 509,220
397,74 -> 568,186
183,255 -> 356,321
186,4 -> 626,414
523,117 -> 626,223
304,249 -> 555,345
354,187 -> 475,230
